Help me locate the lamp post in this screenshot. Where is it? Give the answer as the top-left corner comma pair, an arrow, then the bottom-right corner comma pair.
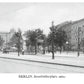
66,41 -> 69,53
51,21 -> 55,59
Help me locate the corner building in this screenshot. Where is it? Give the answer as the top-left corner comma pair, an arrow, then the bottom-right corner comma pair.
56,18 -> 84,50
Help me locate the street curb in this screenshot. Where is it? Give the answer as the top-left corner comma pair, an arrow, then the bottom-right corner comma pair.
0,56 -> 84,68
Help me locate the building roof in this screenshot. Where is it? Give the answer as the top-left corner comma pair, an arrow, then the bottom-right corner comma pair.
54,18 -> 84,30
0,32 -> 9,34
55,21 -> 72,30
72,18 -> 84,25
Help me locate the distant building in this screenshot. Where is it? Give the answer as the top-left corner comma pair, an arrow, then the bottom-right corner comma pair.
56,18 -> 84,50
0,29 -> 15,48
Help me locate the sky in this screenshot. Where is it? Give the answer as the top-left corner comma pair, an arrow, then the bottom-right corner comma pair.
0,3 -> 84,34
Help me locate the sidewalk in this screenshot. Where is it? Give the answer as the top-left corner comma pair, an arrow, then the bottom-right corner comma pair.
0,52 -> 84,67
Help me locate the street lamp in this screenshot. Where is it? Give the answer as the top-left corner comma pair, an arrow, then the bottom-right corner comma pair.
51,21 -> 55,59
66,41 -> 69,44
66,41 -> 69,53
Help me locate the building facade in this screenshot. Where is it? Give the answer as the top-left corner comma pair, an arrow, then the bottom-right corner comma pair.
56,18 -> 84,50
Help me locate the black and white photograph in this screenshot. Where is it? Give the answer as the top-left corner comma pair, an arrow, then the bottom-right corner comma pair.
0,2 -> 84,74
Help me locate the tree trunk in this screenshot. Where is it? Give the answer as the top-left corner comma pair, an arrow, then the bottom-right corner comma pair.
17,46 -> 20,56
48,45 -> 49,53
43,45 -> 45,54
60,46 -> 62,54
43,48 -> 45,54
18,50 -> 20,56
52,41 -> 54,59
35,44 -> 37,55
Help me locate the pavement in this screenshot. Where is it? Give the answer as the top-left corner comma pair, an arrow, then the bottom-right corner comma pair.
0,51 -> 84,68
